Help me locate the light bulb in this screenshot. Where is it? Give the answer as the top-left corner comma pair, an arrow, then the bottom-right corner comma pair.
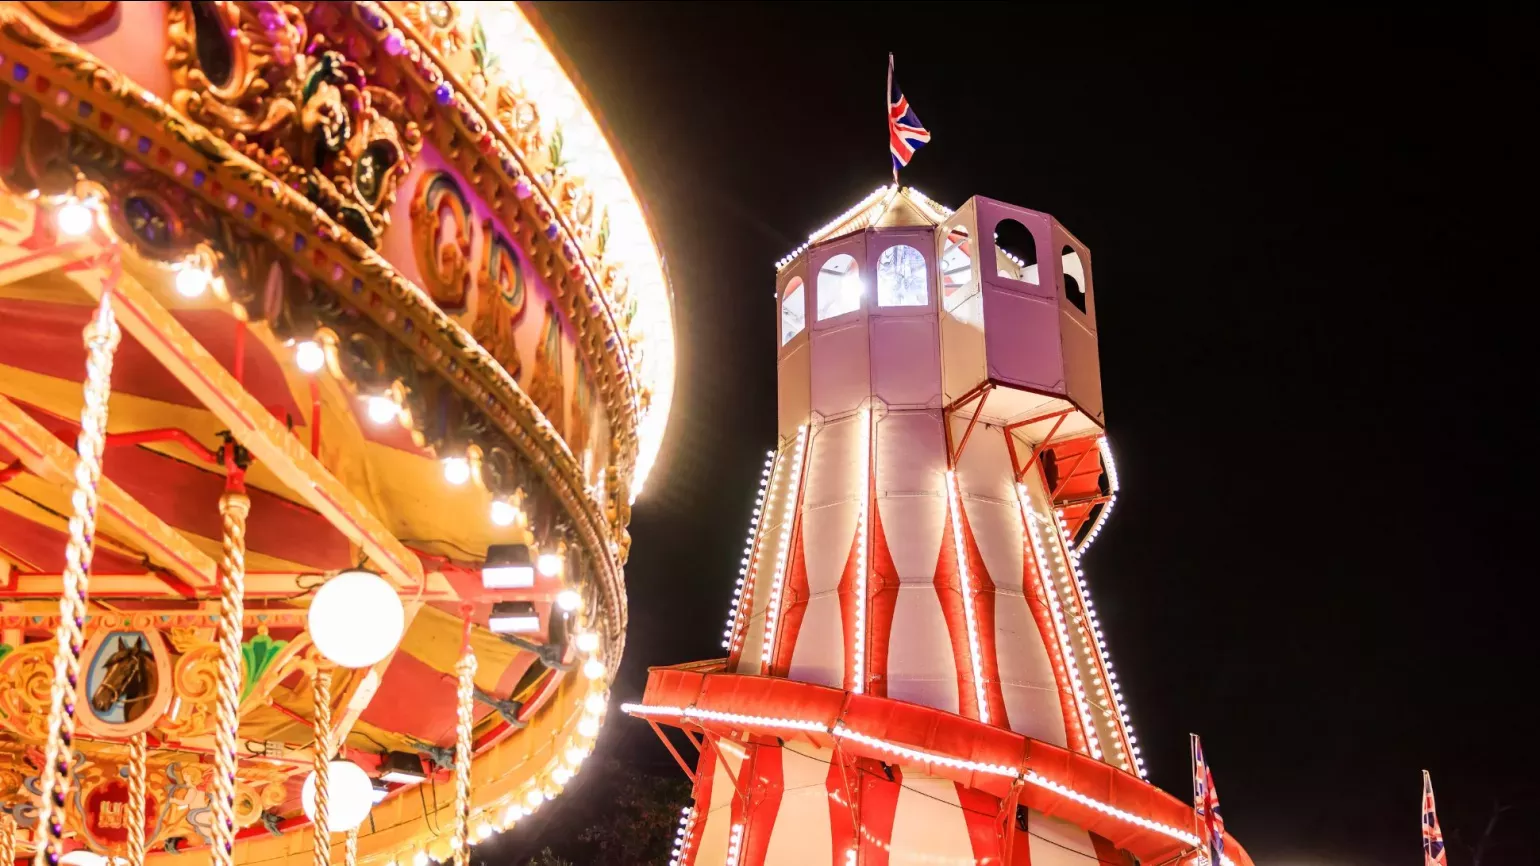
574,631 -> 600,654
565,745 -> 587,766
294,340 -> 326,373
301,760 -> 375,832
489,498 -> 518,527
523,788 -> 544,808
442,456 -> 471,486
555,589 -> 582,612
537,552 -> 564,577
584,692 -> 606,715
582,657 -> 606,680
367,395 -> 399,425
55,199 -> 95,236
175,262 -> 212,298
551,767 -> 572,785
307,569 -> 405,668
577,716 -> 600,738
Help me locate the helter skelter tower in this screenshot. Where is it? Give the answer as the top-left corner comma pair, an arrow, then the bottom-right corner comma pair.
625,187 -> 1252,866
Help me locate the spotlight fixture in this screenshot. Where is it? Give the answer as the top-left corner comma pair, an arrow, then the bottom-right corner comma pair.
55,198 -> 96,237
555,588 -> 582,612
294,340 -> 326,374
366,395 -> 399,425
442,456 -> 472,486
371,778 -> 391,805
488,600 -> 540,635
377,750 -> 427,785
482,543 -> 535,589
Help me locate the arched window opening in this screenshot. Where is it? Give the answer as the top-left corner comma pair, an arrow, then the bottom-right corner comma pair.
994,219 -> 1039,284
1062,245 -> 1087,314
781,278 -> 806,345
877,244 -> 928,307
817,253 -> 862,320
940,226 -> 973,304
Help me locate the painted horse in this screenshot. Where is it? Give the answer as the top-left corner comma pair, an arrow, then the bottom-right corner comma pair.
91,635 -> 157,720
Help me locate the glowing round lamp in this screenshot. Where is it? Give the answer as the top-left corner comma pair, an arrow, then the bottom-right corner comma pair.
301,760 -> 374,832
537,552 -> 564,577
555,589 -> 582,612
294,340 -> 326,374
175,264 -> 211,298
366,395 -> 399,425
574,631 -> 600,654
523,788 -> 544,808
565,745 -> 588,766
577,716 -> 600,738
583,692 -> 606,715
55,199 -> 96,236
551,767 -> 572,785
489,498 -> 518,527
582,657 -> 606,680
308,569 -> 404,668
442,456 -> 471,486
60,852 -> 110,866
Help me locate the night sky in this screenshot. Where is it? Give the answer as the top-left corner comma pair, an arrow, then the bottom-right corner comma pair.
517,6 -> 1535,864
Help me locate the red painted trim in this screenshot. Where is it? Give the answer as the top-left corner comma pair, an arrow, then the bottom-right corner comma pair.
1020,503 -> 1089,755
740,739 -> 784,866
825,748 -> 858,862
836,520 -> 862,692
634,671 -> 1257,866
865,490 -> 899,699
932,491 -> 1010,726
685,739 -> 719,866
857,756 -> 902,865
957,782 -> 1008,865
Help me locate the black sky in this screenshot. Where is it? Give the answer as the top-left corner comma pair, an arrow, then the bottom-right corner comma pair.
523,5 -> 1537,865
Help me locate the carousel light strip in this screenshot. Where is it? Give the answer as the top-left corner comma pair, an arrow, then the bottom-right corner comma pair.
725,823 -> 746,866
624,703 -> 1236,864
945,470 -> 991,724
1020,491 -> 1101,759
723,449 -> 779,650
852,408 -> 872,693
761,425 -> 809,666
1073,437 -> 1120,555
669,806 -> 698,866
1056,509 -> 1143,778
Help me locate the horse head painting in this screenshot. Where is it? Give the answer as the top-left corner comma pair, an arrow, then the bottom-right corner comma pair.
89,635 -> 158,722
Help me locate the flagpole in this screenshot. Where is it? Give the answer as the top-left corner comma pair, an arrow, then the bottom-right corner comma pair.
1190,734 -> 1202,861
888,53 -> 898,184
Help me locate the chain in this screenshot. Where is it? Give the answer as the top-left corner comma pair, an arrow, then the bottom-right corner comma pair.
211,490 -> 250,866
453,625 -> 478,866
33,291 -> 120,866
126,732 -> 148,866
311,666 -> 334,866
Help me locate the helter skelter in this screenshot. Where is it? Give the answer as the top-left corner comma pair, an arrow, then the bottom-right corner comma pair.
625,186 -> 1257,866
0,3 -> 675,866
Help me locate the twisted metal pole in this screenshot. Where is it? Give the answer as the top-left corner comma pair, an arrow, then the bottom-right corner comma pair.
344,827 -> 359,866
1,811 -> 18,866
311,665 -> 334,866
126,732 -> 148,866
211,484 -> 251,866
453,613 -> 477,866
34,288 -> 121,866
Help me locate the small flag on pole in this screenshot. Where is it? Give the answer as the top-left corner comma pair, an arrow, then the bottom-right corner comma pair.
1422,771 -> 1448,866
1191,735 -> 1226,866
887,53 -> 931,179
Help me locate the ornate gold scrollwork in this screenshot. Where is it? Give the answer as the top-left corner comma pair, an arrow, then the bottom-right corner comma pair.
0,640 -> 58,740
411,171 -> 474,311
20,1 -> 116,35
155,644 -> 222,739
166,1 -> 303,146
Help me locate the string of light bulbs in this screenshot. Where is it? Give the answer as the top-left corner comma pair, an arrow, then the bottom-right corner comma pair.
761,425 -> 809,667
723,449 -> 780,651
944,470 -> 991,724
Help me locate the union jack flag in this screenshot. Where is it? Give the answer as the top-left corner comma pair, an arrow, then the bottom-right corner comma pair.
1191,735 -> 1225,866
1423,771 -> 1447,866
887,54 -> 931,176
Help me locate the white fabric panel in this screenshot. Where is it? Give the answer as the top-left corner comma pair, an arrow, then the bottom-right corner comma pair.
994,589 -> 1068,745
888,775 -> 977,863
886,584 -> 960,714
953,414 -> 1017,505
876,410 -> 945,497
778,340 -> 812,442
787,594 -> 844,688
870,315 -> 942,409
810,320 -> 871,418
1028,811 -> 1098,866
801,417 -> 860,596
763,747 -> 835,863
694,750 -> 744,863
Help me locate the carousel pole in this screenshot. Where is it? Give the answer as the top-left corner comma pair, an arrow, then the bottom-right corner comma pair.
344,828 -> 359,866
453,609 -> 478,866
311,664 -> 334,866
34,259 -> 122,866
211,447 -> 252,866
126,733 -> 148,866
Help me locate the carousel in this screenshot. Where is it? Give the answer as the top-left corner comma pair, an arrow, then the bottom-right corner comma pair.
0,3 -> 674,866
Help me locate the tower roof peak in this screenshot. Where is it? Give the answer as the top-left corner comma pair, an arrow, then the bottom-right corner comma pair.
775,186 -> 957,271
